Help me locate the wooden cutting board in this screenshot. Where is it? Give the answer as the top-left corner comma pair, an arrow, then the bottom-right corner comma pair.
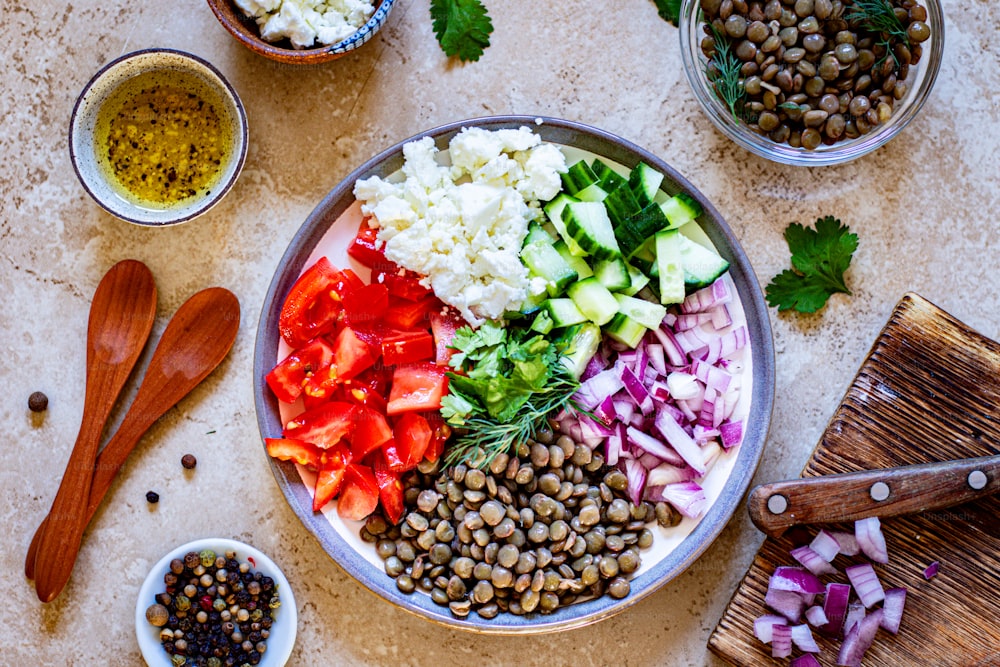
709,293 -> 1000,666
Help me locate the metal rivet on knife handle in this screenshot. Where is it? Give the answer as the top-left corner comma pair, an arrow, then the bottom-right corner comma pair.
767,494 -> 788,515
968,470 -> 988,490
869,481 -> 890,501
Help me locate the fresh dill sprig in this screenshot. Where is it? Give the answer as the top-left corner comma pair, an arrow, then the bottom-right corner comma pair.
443,367 -> 580,469
845,0 -> 909,70
704,22 -> 752,123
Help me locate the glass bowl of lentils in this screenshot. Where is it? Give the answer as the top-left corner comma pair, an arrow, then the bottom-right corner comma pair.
135,538 -> 297,666
679,0 -> 943,166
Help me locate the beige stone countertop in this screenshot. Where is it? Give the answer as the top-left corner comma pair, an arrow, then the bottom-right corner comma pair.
3,0 -> 997,665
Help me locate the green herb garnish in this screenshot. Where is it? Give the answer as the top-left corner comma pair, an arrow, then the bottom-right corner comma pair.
440,320 -> 580,467
430,0 -> 493,62
845,0 -> 909,70
765,216 -> 859,313
652,0 -> 682,26
704,23 -> 753,123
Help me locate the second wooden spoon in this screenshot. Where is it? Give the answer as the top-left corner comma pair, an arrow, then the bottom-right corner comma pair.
30,287 -> 240,602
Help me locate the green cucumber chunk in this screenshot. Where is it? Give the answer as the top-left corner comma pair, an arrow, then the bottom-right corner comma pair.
566,276 -> 619,326
553,239 -> 593,279
543,298 -> 588,328
561,160 -> 598,195
555,322 -> 602,380
613,293 -> 667,329
544,194 -> 588,257
679,234 -> 730,289
660,193 -> 703,228
629,162 -> 665,207
604,312 -> 647,349
521,240 -> 579,296
593,257 -> 631,292
654,230 -> 685,305
562,201 -> 622,261
591,158 -> 628,191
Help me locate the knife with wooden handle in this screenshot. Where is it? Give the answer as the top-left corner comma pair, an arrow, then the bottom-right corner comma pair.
747,454 -> 1000,538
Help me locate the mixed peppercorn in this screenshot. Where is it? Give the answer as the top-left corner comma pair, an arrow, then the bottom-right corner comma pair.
145,549 -> 280,667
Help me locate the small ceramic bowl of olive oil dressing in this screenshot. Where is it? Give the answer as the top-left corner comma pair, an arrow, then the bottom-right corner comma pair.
70,49 -> 248,226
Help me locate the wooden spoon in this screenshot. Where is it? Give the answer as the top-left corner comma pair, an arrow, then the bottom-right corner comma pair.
27,260 -> 157,597
747,454 -> 1000,538
30,287 -> 240,602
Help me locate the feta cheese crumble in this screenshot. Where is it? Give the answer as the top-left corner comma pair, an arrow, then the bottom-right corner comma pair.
353,127 -> 567,327
234,0 -> 374,49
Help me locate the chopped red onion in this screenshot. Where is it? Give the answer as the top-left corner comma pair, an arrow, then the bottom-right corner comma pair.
710,303 -> 732,329
770,566 -> 826,595
855,516 -> 889,564
719,419 -> 743,449
923,560 -> 940,579
692,358 -> 733,392
821,582 -> 851,636
771,623 -> 793,659
651,325 -> 687,367
842,602 -> 866,638
809,529 -> 842,562
829,530 -> 861,556
605,429 -> 622,466
805,605 -> 828,628
790,545 -> 838,576
653,409 -> 707,474
880,587 -> 907,634
646,463 -> 699,487
665,371 -> 701,400
837,608 -> 883,667
620,364 -> 654,414
659,481 -> 707,518
791,623 -> 820,653
646,343 -> 666,375
623,457 -> 646,506
765,588 -> 806,623
626,426 -> 683,465
681,277 -> 732,313
790,655 -> 822,667
845,562 -> 885,608
674,312 -> 713,331
753,614 -> 786,643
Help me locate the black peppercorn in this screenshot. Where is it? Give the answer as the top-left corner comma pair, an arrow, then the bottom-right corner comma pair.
181,453 -> 197,469
146,490 -> 160,504
28,391 -> 48,412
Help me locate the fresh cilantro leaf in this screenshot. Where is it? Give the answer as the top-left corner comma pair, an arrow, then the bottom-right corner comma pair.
652,0 -> 682,25
765,216 -> 859,313
430,0 -> 493,62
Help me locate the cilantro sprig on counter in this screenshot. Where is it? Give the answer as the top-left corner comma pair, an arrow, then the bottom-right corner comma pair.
652,0 -> 682,25
430,0 -> 493,62
440,321 -> 579,467
765,216 -> 859,313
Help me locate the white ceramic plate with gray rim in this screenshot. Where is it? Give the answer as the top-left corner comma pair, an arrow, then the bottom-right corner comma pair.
253,116 -> 775,634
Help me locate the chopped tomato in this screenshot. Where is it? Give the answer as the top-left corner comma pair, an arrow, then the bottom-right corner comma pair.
422,414 -> 452,463
312,443 -> 351,512
265,437 -> 324,470
332,325 -> 378,380
283,401 -> 357,449
391,412 -> 432,471
384,296 -> 438,331
343,283 -> 389,329
338,268 -> 366,295
381,330 -> 435,366
265,337 -> 336,404
278,257 -> 344,348
372,261 -> 432,302
373,455 -> 405,524
386,363 -> 450,415
337,463 -> 379,521
346,219 -> 384,268
429,306 -> 466,365
350,405 -> 393,460
338,379 -> 387,414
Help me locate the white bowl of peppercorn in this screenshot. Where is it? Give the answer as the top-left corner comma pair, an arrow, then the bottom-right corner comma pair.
679,0 -> 943,166
135,538 -> 297,666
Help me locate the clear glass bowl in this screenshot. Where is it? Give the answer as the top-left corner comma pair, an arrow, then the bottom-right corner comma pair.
679,0 -> 944,166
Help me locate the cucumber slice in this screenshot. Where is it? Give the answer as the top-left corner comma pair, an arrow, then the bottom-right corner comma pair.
521,240 -> 579,296
523,221 -> 554,246
543,298 -> 588,328
629,162 -> 665,207
593,257 -> 631,292
603,182 -> 642,226
567,276 -> 619,326
562,201 -> 622,261
575,182 -> 608,203
660,193 -> 703,228
555,323 -> 602,380
530,309 -> 554,334
679,235 -> 730,289
619,263 -> 651,297
561,160 -> 598,195
592,158 -> 628,191
613,293 -> 667,329
616,203 -> 672,257
544,194 -> 588,257
554,239 -> 593,279
604,312 -> 647,349
654,230 -> 685,305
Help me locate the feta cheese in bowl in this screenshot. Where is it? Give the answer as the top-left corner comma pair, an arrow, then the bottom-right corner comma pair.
353,127 -> 568,326
234,0 -> 375,49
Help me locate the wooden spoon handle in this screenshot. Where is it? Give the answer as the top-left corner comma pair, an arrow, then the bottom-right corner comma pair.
747,454 -> 1000,538
27,288 -> 239,597
30,260 -> 157,602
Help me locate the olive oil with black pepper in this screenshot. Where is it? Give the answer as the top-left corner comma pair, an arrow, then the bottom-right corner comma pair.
95,68 -> 234,208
